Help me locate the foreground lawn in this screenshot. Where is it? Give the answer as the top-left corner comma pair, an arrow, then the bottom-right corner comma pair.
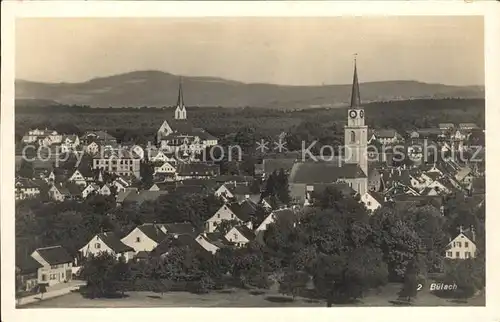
22,283 -> 485,308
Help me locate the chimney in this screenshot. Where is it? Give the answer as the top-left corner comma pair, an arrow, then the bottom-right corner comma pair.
459,225 -> 463,234
471,226 -> 476,242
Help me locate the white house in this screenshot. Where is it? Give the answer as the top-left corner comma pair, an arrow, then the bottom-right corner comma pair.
68,169 -> 88,186
60,135 -> 80,153
112,176 -> 132,192
360,191 -> 385,212
99,184 -> 112,196
205,203 -> 253,233
81,183 -> 100,199
154,161 -> 177,175
224,226 -> 255,248
194,232 -> 231,254
31,246 -> 73,287
86,141 -> 100,155
79,232 -> 135,262
121,223 -> 168,253
445,228 -> 477,259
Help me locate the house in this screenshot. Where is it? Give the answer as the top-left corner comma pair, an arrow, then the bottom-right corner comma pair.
81,183 -> 100,199
154,161 -> 177,175
445,227 -> 477,259
162,222 -> 198,237
81,130 -> 117,147
85,141 -> 101,155
369,129 -> 403,145
215,183 -> 260,203
176,163 -> 220,180
439,123 -> 455,131
151,234 -> 208,257
15,178 -> 41,200
205,202 -> 254,233
16,256 -> 43,292
112,176 -> 133,192
48,182 -> 83,202
60,135 -> 80,153
225,226 -> 256,247
121,223 -> 168,253
195,232 -> 231,254
360,191 -> 385,212
255,208 -> 296,243
458,123 -> 480,131
92,149 -> 141,178
68,169 -> 88,186
79,232 -> 135,262
99,184 -> 112,196
367,167 -> 383,192
31,246 -> 73,287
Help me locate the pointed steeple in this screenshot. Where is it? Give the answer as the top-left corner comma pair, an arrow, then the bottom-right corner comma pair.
350,54 -> 361,108
176,77 -> 184,110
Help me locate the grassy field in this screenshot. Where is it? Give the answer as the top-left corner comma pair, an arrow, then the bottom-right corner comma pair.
21,283 -> 485,308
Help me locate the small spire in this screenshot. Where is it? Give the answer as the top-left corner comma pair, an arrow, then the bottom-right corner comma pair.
350,53 -> 361,108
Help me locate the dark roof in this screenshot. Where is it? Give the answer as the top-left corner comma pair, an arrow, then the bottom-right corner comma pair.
232,225 -> 255,241
424,171 -> 441,181
368,191 -> 386,205
177,163 -> 220,176
97,232 -> 134,253
137,224 -> 168,243
310,182 -> 356,197
372,129 -> 400,138
152,234 -> 207,256
472,177 -> 485,194
289,162 -> 366,184
175,185 -> 206,194
34,246 -> 73,265
135,251 -> 150,259
262,158 -> 297,175
379,168 -> 412,188
214,175 -> 254,184
226,202 -> 253,222
163,223 -> 198,237
123,190 -> 169,205
202,232 -> 232,247
16,256 -> 43,274
271,208 -> 296,223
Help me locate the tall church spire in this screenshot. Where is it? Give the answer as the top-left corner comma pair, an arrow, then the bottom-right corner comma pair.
350,54 -> 361,108
174,77 -> 187,120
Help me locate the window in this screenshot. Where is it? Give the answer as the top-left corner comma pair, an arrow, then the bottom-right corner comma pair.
233,233 -> 238,240
217,214 -> 220,218
136,237 -> 141,242
350,131 -> 356,143
465,252 -> 471,259
456,242 -> 462,247
447,251 -> 452,257
465,242 -> 469,248
41,274 -> 47,281
456,251 -> 460,258
367,201 -> 371,206
61,273 -> 64,279
95,243 -> 101,249
51,265 -> 59,269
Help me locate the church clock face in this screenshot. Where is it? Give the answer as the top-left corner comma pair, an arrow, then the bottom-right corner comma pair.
359,110 -> 364,118
349,110 -> 357,119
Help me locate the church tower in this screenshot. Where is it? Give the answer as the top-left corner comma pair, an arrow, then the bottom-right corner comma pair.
174,78 -> 187,120
344,55 -> 368,176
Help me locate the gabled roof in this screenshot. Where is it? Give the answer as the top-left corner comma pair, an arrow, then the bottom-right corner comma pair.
151,234 -> 207,256
34,245 -> 73,265
289,162 -> 366,184
372,129 -> 400,139
368,191 -> 386,205
458,123 -> 479,130
16,255 -> 43,274
230,225 -> 255,241
202,232 -> 232,247
225,202 -> 253,222
136,224 -> 168,243
96,232 -> 134,253
310,182 -> 356,197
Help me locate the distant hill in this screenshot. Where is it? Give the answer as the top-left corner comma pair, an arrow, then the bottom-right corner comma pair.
15,71 -> 485,110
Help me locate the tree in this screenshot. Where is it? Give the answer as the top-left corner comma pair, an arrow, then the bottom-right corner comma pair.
80,253 -> 120,298
398,255 -> 426,302
214,219 -> 241,235
139,161 -> 154,189
279,269 -> 310,300
18,159 -> 34,178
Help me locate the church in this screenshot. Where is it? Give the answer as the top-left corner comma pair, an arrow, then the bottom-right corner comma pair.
156,79 -> 218,157
288,58 -> 369,205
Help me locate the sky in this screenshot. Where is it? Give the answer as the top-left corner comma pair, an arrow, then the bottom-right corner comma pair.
16,17 -> 484,86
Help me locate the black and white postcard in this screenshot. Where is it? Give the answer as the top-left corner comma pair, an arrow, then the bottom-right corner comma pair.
2,1 -> 500,322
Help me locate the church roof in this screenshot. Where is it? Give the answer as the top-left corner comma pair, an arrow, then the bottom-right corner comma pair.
289,162 -> 366,184
350,56 -> 362,108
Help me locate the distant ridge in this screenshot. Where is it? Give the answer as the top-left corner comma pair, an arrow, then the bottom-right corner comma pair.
15,71 -> 485,110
